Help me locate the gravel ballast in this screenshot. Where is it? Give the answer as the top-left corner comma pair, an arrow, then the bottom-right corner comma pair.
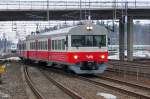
45,70 -> 137,99
27,66 -> 73,99
0,62 -> 28,99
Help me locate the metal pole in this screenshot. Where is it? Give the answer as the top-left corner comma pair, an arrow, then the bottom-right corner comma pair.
84,0 -> 87,20
47,0 -> 49,21
80,0 -> 82,20
88,0 -> 91,17
135,0 -> 136,8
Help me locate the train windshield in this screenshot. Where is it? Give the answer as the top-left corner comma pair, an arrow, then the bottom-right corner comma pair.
71,35 -> 106,47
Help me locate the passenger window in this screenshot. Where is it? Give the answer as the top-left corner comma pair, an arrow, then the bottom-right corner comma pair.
39,42 -> 40,50
54,40 -> 57,50
33,42 -> 34,49
58,40 -> 61,50
45,41 -> 47,50
66,36 -> 68,47
42,41 -> 44,50
56,40 -> 58,50
52,40 -> 54,50
62,39 -> 65,50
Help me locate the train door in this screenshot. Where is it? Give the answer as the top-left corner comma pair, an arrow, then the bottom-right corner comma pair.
48,38 -> 51,60
48,38 -> 51,51
65,35 -> 68,51
26,41 -> 29,59
35,39 -> 38,60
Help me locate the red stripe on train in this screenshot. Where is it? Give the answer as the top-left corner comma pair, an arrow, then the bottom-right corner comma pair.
20,51 -> 108,64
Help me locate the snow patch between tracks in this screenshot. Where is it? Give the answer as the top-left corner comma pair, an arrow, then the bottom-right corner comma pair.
96,92 -> 116,99
0,91 -> 11,98
6,57 -> 20,60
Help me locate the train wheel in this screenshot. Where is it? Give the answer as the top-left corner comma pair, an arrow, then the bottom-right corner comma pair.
47,62 -> 55,67
63,65 -> 74,74
38,61 -> 47,66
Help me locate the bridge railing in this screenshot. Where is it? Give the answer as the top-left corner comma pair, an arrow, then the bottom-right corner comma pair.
0,0 -> 150,10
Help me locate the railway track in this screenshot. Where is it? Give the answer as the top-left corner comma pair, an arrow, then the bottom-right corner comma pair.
23,66 -> 45,99
80,76 -> 150,98
108,60 -> 150,67
107,60 -> 150,77
109,59 -> 150,66
45,67 -> 150,99
96,75 -> 150,91
24,65 -> 84,99
133,59 -> 150,64
39,69 -> 84,99
78,76 -> 150,99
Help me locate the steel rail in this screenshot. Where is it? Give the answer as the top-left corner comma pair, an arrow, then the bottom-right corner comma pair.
108,60 -> 150,67
46,67 -> 150,99
106,68 -> 150,80
96,75 -> 150,91
39,69 -> 85,99
23,66 -> 45,99
77,75 -> 150,99
107,61 -> 150,76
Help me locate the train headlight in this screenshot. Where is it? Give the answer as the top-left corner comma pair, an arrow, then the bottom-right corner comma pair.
73,55 -> 78,59
86,26 -> 93,31
101,55 -> 105,59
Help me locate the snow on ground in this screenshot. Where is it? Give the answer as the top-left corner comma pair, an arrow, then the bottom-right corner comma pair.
0,57 -> 20,61
96,92 -> 117,99
108,50 -> 150,60
0,91 -> 11,98
108,54 -> 119,60
133,50 -> 150,58
6,57 -> 20,61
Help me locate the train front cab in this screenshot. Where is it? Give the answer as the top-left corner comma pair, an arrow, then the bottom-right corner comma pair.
68,52 -> 108,74
67,34 -> 108,74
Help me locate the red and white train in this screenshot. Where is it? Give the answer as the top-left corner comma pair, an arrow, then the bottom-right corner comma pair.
18,24 -> 108,74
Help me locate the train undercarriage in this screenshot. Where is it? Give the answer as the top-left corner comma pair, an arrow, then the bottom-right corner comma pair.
21,57 -> 107,74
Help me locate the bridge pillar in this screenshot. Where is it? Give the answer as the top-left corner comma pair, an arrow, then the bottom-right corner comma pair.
119,17 -> 125,61
127,17 -> 133,61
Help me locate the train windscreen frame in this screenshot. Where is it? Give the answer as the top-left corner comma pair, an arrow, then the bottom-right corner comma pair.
71,35 -> 106,47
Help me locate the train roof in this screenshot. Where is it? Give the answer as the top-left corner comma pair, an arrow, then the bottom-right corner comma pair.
40,26 -> 74,36
26,24 -> 108,40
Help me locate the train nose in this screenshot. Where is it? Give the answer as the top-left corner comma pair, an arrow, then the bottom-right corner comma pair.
80,61 -> 98,70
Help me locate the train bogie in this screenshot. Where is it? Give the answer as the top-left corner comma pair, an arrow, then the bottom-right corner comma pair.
69,63 -> 107,74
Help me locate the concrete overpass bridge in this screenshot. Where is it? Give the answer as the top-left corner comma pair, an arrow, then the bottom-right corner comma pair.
0,0 -> 150,61
0,0 -> 150,20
